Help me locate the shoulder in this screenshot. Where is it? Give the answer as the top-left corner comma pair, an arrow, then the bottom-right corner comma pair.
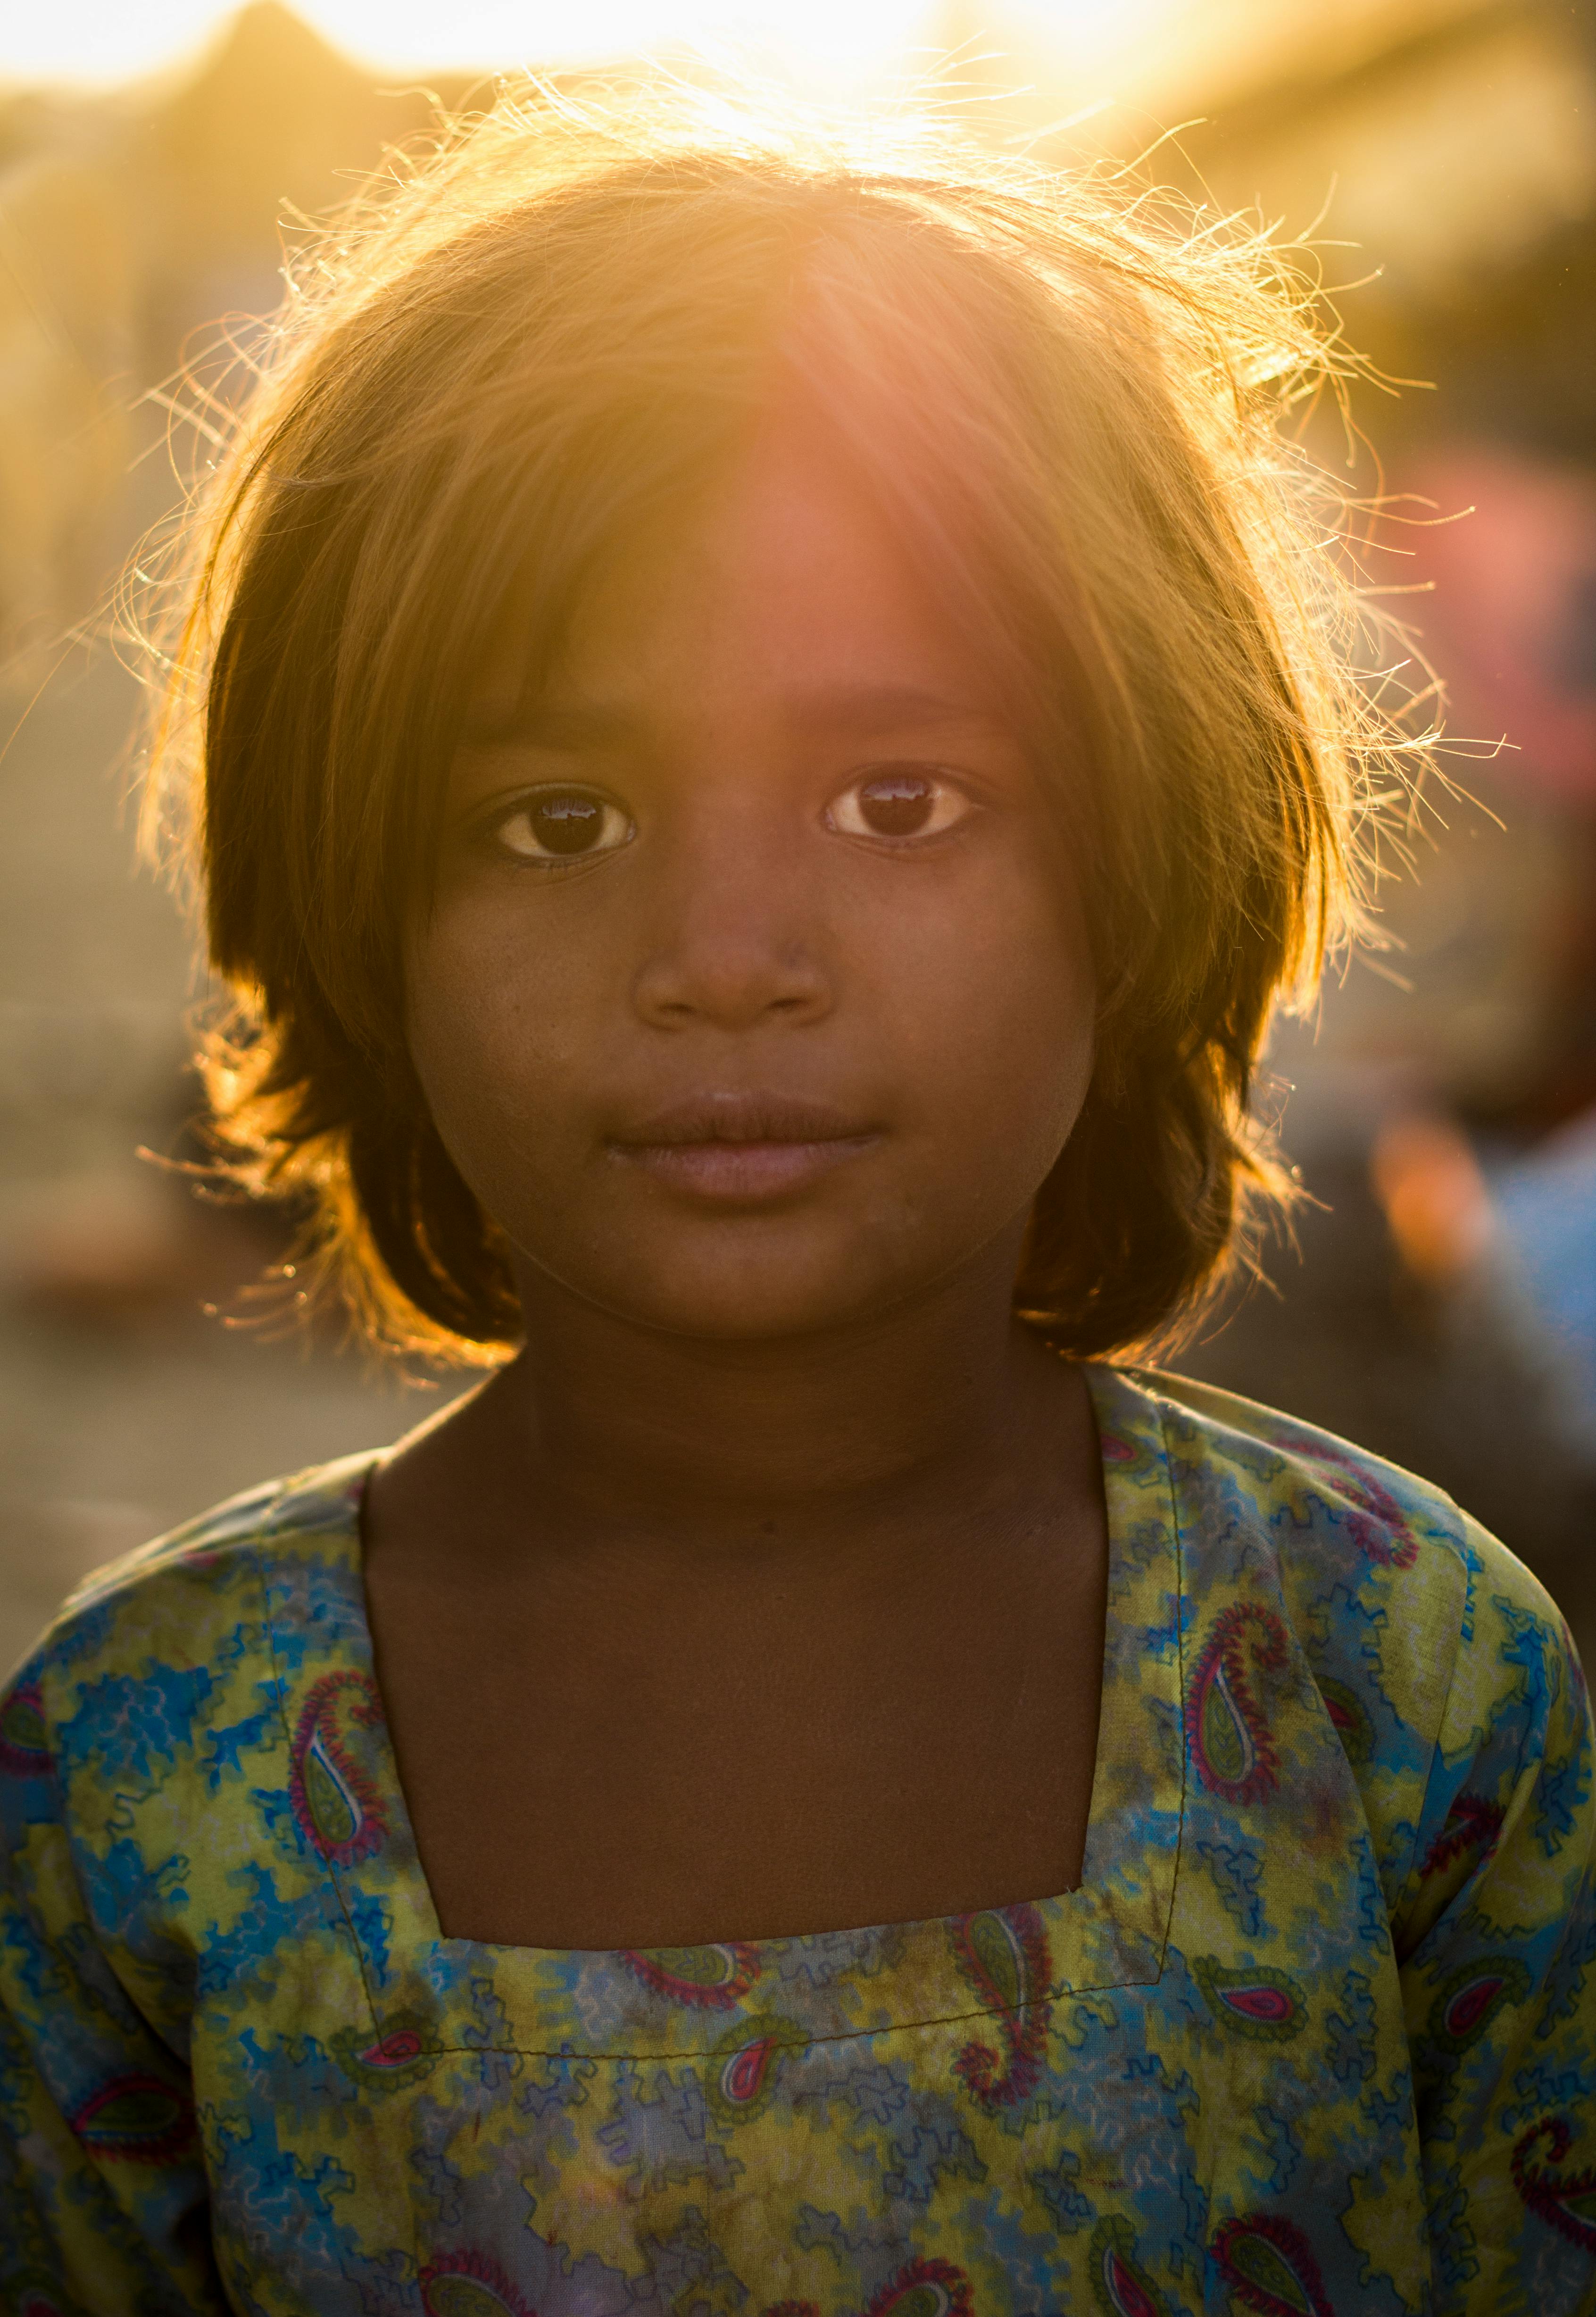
1097,1365 -> 1584,1912
4,1452 -> 378,1764
0,1454 -> 382,2058
1136,1362 -> 1574,1717
1114,1362 -> 1529,1636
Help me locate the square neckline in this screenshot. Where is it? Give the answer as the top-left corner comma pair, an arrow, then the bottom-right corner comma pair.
262,1361 -> 1188,2057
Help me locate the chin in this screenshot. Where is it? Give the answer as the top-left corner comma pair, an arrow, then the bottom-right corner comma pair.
582,1248 -> 906,1345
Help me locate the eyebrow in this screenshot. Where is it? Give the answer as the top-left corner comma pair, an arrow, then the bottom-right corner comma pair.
463,682 -> 1007,747
793,682 -> 1007,735
462,700 -> 629,748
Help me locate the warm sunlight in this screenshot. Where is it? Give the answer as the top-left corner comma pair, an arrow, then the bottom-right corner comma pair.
5,0 -> 1596,2285
3,0 -> 939,89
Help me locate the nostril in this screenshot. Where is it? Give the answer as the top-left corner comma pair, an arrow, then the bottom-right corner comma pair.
632,945 -> 831,1030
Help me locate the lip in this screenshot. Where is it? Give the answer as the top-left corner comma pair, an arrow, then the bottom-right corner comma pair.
606,1093 -> 881,1204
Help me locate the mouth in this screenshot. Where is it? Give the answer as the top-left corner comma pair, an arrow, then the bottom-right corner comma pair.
605,1093 -> 881,1204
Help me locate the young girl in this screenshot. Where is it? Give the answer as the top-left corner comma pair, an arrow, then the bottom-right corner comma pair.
1,91 -> 1591,2317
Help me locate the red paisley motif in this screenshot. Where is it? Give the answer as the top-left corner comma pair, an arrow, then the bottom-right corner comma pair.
0,1681 -> 51,1777
287,1671 -> 387,1866
949,1903 -> 1052,2109
1513,2117 -> 1596,2250
1301,1441 -> 1420,1567
12,2283 -> 68,2317
760,2265 -> 973,2317
1089,2217 -> 1170,2316
864,2259 -> 974,2317
70,2072 -> 198,2164
621,1943 -> 760,2009
1185,1604 -> 1288,1805
1211,2214 -> 1332,2316
1100,2252 -> 1163,2317
1427,1953 -> 1529,2056
419,2251 -> 538,2317
1419,1792 -> 1504,1879
365,2028 -> 424,2065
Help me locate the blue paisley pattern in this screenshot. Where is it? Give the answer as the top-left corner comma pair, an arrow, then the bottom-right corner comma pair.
0,1365 -> 1592,2313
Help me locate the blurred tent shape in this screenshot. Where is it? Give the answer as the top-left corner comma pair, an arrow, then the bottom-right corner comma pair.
133,0 -> 444,341
0,1 -> 470,669
0,155 -> 135,663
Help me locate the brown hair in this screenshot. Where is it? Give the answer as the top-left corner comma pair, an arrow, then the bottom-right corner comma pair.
145,85 -> 1414,1364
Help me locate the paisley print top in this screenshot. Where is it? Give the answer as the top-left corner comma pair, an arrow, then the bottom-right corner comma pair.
1,1364 -> 1593,2317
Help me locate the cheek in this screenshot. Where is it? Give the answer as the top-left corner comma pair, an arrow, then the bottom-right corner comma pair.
881,855 -> 1096,1187
402,841 -> 1094,1317
402,899 -> 592,1185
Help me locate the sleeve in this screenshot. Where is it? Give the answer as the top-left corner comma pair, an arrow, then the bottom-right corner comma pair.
1391,1521 -> 1596,2317
0,1659 -> 227,2316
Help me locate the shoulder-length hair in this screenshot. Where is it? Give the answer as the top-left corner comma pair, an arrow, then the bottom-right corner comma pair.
146,86 -> 1409,1365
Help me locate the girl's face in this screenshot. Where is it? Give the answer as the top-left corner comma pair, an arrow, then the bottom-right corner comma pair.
409,416 -> 1096,1342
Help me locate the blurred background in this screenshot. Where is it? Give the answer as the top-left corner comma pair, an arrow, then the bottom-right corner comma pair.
0,0 -> 1592,1673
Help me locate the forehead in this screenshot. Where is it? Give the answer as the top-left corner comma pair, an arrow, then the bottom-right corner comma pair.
476,412 -> 1016,739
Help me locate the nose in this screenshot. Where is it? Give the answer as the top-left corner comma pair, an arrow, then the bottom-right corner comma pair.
630,800 -> 833,1033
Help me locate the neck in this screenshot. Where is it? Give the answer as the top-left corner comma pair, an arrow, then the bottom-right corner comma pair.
460,1236 -> 1076,1553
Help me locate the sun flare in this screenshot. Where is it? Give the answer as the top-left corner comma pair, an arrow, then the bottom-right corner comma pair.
4,0 -> 941,90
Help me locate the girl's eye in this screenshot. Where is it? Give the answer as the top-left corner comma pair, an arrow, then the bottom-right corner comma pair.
825,770 -> 971,842
492,787 -> 633,863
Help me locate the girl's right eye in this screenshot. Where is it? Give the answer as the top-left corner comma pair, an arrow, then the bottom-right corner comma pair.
490,787 -> 633,864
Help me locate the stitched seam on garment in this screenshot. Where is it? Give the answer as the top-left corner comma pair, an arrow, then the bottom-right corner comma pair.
1151,1388 -> 1190,1986
1034,1367 -> 1186,2003
384,1974 -> 1163,2064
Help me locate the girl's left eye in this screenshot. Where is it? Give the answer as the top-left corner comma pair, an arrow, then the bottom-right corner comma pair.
491,786 -> 633,863
824,770 -> 972,842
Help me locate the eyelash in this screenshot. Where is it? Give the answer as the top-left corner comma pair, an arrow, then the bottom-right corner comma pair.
823,768 -> 973,843
483,766 -> 975,867
488,789 -> 634,865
